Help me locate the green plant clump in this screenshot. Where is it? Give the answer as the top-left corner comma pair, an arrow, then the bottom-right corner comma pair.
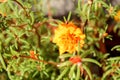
0,0 -> 120,80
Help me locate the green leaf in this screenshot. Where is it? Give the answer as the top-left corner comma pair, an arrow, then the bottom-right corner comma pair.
5,37 -> 12,45
96,0 -> 109,8
107,57 -> 120,61
104,65 -> 111,71
116,75 -> 120,80
76,65 -> 80,80
49,22 -> 58,27
82,4 -> 88,14
18,30 -> 25,38
30,12 -> 34,25
14,40 -> 18,49
112,75 -> 117,80
10,46 -> 19,56
102,53 -> 109,59
82,64 -> 92,80
19,39 -> 29,45
56,67 -> 69,80
67,11 -> 72,22
111,45 -> 120,51
43,71 -> 49,78
101,68 -> 113,80
94,1 -> 98,11
59,54 -> 72,59
63,16 -> 67,23
85,76 -> 89,80
77,0 -> 81,11
0,52 -> 7,70
0,42 -> 6,70
80,49 -> 93,58
82,58 -> 101,67
87,6 -> 90,21
8,0 -> 14,11
69,64 -> 76,77
57,61 -> 71,68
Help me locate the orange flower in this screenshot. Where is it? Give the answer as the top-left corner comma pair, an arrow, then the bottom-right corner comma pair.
114,10 -> 120,22
0,0 -> 7,2
102,33 -> 108,37
53,22 -> 85,55
30,50 -> 38,59
69,56 -> 82,64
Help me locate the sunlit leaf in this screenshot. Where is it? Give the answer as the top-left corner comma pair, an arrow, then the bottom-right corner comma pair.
56,67 -> 69,80
82,58 -> 102,67
101,69 -> 113,80
82,64 -> 92,80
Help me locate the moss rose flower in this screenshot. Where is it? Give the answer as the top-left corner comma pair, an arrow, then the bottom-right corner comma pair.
53,22 -> 85,55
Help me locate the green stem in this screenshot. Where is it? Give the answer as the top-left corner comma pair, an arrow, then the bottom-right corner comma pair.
0,52 -> 7,70
0,41 -> 6,70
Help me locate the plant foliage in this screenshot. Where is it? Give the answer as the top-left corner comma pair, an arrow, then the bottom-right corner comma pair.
0,0 -> 120,80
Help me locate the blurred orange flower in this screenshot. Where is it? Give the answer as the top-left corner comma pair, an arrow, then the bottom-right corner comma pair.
30,50 -> 38,59
0,0 -> 7,2
53,22 -> 85,55
114,10 -> 120,22
69,56 -> 82,64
